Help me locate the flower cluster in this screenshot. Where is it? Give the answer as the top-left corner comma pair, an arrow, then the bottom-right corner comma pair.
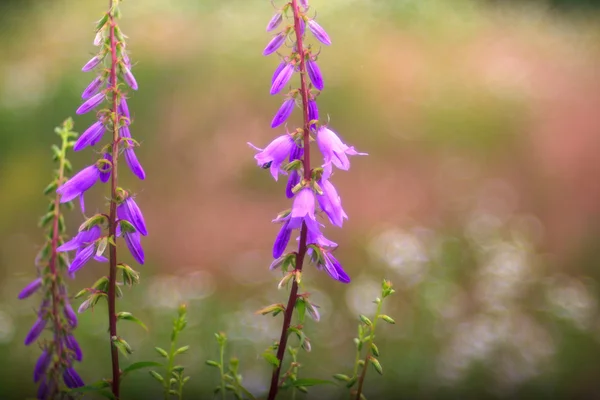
56,1 -> 146,289
54,2 -> 146,397
19,119 -> 84,399
253,0 -> 365,284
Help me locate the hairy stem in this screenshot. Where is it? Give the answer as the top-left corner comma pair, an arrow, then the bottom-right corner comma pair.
46,130 -> 69,398
164,337 -> 176,399
267,2 -> 312,399
108,1 -> 121,397
354,301 -> 383,400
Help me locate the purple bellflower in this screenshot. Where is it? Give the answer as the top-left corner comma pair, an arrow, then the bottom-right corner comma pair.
249,134 -> 296,181
117,196 -> 148,236
271,97 -> 296,128
18,278 -> 43,299
271,63 -> 295,95
263,31 -> 287,56
306,59 -> 324,91
56,164 -> 101,203
307,19 -> 332,46
317,126 -> 367,171
266,11 -> 283,32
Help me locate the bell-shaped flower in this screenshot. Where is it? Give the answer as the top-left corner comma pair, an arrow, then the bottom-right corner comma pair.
307,20 -> 331,46
263,32 -> 287,56
271,63 -> 294,95
124,230 -> 145,264
33,350 -> 51,383
288,188 -> 319,233
273,219 -> 292,258
308,99 -> 319,130
81,76 -> 103,99
248,134 -> 295,181
76,92 -> 105,115
17,278 -> 42,299
271,98 -> 295,128
285,144 -> 303,199
82,55 -> 102,72
117,196 -> 147,236
63,367 -> 84,389
73,121 -> 105,152
64,335 -> 83,362
306,59 -> 324,90
320,251 -> 350,283
317,126 -> 366,171
24,316 -> 47,346
57,164 -> 101,203
120,126 -> 146,180
317,178 -> 347,227
99,153 -> 112,183
266,11 -> 283,32
121,65 -> 138,90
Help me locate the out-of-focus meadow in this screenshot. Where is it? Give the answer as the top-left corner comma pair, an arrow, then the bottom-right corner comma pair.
2,0 -> 600,398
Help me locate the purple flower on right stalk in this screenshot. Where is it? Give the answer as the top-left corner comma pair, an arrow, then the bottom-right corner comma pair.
317,126 -> 367,171
18,278 -> 43,299
263,32 -> 287,56
317,177 -> 348,227
73,120 -> 105,151
266,11 -> 283,32
56,164 -> 101,203
248,134 -> 296,181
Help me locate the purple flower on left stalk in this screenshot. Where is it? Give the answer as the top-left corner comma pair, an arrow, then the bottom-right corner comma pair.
76,92 -> 105,115
18,278 -> 42,299
320,251 -> 350,283
249,134 -> 295,181
25,316 -> 47,346
57,164 -> 101,203
285,144 -> 303,199
263,32 -> 287,56
33,350 -> 51,383
63,367 -> 84,389
266,11 -> 283,32
117,196 -> 147,236
317,126 -> 367,171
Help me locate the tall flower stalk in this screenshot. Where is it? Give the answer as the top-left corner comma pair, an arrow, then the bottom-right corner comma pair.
56,1 -> 146,398
253,1 -> 365,399
19,118 -> 83,399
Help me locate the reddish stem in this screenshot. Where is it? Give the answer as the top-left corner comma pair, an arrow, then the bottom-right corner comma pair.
267,1 -> 311,399
108,2 -> 121,398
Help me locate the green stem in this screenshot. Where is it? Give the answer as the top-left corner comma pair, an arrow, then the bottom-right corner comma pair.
164,339 -> 176,400
354,301 -> 383,400
219,341 -> 226,400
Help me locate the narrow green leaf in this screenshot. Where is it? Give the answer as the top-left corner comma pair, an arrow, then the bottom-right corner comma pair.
291,378 -> 335,387
379,315 -> 395,324
117,312 -> 148,331
205,360 -> 220,367
175,345 -> 190,355
262,352 -> 280,368
346,376 -> 358,388
122,361 -> 163,376
295,298 -> 306,324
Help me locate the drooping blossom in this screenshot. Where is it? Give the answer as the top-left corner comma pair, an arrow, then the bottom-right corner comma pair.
316,126 -> 367,171
249,134 -> 296,181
